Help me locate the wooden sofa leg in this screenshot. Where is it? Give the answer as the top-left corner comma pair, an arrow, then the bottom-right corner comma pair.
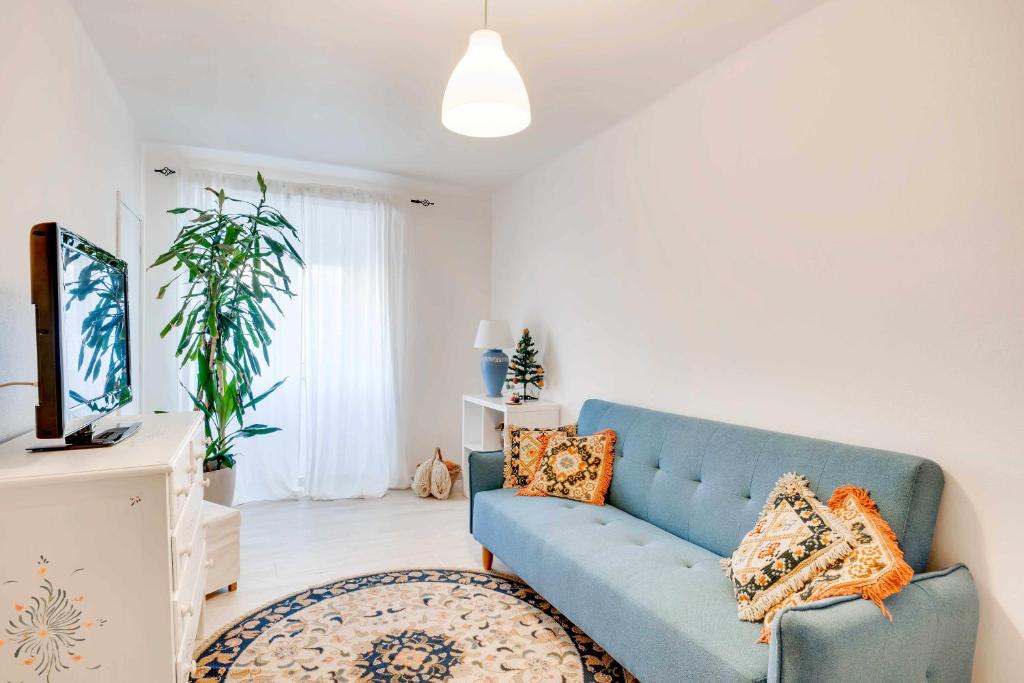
482,547 -> 494,571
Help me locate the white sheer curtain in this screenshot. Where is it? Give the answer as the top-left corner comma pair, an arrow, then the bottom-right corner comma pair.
175,170 -> 408,502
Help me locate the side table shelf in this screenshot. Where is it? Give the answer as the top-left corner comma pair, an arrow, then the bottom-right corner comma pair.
460,393 -> 560,496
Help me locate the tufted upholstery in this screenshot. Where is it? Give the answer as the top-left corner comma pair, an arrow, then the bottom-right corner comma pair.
468,400 -> 977,682
576,399 -> 943,572
474,488 -> 768,682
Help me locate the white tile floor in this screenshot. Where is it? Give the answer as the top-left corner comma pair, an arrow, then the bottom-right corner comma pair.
201,489 -> 512,641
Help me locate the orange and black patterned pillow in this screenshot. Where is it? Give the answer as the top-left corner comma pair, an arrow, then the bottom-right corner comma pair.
517,430 -> 616,505
757,485 -> 914,642
503,424 -> 577,488
722,473 -> 855,622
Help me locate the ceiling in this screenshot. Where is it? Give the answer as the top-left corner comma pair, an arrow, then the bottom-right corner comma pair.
70,0 -> 824,189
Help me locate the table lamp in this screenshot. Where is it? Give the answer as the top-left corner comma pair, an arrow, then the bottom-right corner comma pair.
474,320 -> 513,397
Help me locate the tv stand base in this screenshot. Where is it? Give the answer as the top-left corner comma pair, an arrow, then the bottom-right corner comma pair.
28,421 -> 142,452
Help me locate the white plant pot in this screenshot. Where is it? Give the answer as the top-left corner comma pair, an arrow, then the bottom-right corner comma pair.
204,466 -> 237,507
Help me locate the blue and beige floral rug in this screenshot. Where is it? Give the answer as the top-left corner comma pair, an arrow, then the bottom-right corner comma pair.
193,568 -> 634,682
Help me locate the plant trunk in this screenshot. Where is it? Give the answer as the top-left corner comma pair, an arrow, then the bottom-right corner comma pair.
216,351 -> 227,449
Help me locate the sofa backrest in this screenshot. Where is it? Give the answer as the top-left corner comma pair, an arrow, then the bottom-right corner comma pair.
576,399 -> 943,572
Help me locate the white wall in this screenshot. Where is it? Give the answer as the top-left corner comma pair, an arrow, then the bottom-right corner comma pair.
0,0 -> 142,442
142,145 -> 491,476
492,0 -> 1022,679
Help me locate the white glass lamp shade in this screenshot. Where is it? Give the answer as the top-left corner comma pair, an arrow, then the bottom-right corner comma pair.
474,319 -> 514,349
442,29 -> 531,138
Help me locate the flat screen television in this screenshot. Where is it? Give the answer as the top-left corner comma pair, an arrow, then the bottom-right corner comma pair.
30,223 -> 139,450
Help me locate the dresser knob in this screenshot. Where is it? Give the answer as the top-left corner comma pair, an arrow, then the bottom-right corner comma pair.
201,478 -> 211,488
179,547 -> 191,559
175,486 -> 189,497
180,604 -> 193,617
205,558 -> 214,569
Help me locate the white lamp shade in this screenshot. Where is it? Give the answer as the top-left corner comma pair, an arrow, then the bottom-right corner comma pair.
474,319 -> 514,349
442,29 -> 531,138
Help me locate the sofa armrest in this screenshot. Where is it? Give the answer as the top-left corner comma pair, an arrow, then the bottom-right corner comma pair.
468,449 -> 504,532
768,564 -> 978,683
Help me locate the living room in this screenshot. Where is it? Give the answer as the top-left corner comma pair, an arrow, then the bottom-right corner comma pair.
0,1 -> 1019,681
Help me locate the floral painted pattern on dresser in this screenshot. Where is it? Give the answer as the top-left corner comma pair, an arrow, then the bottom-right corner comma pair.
3,556 -> 107,681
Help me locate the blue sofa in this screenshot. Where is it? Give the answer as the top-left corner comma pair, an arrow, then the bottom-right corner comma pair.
468,399 -> 979,683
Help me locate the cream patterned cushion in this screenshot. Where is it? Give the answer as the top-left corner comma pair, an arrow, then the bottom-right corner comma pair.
723,473 -> 855,622
758,485 -> 914,642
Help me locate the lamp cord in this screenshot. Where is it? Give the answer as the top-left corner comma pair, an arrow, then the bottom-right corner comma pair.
0,381 -> 37,389
484,0 -> 488,28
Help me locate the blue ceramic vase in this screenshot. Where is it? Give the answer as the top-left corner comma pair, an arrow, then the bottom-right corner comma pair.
480,348 -> 509,397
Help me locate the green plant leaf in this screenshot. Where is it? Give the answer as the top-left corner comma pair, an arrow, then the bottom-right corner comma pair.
156,274 -> 181,300
150,251 -> 177,268
154,174 -> 303,462
181,382 -> 212,419
235,424 -> 281,438
242,379 -> 285,410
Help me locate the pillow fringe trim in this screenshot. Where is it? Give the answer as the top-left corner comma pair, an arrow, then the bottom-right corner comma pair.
737,539 -> 853,622
590,430 -> 616,506
815,485 -> 914,617
735,472 -> 856,622
756,485 -> 915,643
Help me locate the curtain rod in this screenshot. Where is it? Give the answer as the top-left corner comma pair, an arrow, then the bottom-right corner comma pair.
153,167 -> 433,205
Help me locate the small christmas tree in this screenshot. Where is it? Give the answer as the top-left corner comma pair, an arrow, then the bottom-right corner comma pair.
506,328 -> 545,401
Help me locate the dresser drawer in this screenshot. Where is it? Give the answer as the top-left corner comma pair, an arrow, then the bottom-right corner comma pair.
173,532 -> 206,653
171,477 -> 204,588
175,548 -> 208,683
169,440 -> 203,524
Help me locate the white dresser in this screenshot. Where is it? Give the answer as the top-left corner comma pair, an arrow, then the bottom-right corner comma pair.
0,412 -> 208,683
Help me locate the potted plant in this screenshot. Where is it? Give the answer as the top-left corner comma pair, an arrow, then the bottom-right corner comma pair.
151,173 -> 303,505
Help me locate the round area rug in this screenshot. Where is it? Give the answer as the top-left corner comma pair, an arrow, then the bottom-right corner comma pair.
193,568 -> 634,682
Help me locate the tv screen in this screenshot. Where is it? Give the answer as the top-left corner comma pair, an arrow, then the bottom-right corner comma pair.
31,223 -> 132,440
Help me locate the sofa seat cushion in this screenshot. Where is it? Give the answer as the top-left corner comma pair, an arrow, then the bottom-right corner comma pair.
473,488 -> 769,683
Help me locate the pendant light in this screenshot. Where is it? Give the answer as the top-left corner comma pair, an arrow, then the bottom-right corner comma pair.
442,0 -> 531,138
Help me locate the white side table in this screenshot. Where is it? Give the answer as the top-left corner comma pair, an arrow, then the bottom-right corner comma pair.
202,501 -> 240,595
460,394 -> 561,495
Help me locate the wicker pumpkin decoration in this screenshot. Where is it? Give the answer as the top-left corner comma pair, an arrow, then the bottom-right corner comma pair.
430,448 -> 453,499
411,447 -> 460,500
411,456 -> 432,498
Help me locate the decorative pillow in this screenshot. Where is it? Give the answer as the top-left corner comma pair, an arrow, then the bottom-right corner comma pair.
503,424 -> 577,488
517,430 -> 616,505
757,485 -> 914,642
723,473 -> 855,622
